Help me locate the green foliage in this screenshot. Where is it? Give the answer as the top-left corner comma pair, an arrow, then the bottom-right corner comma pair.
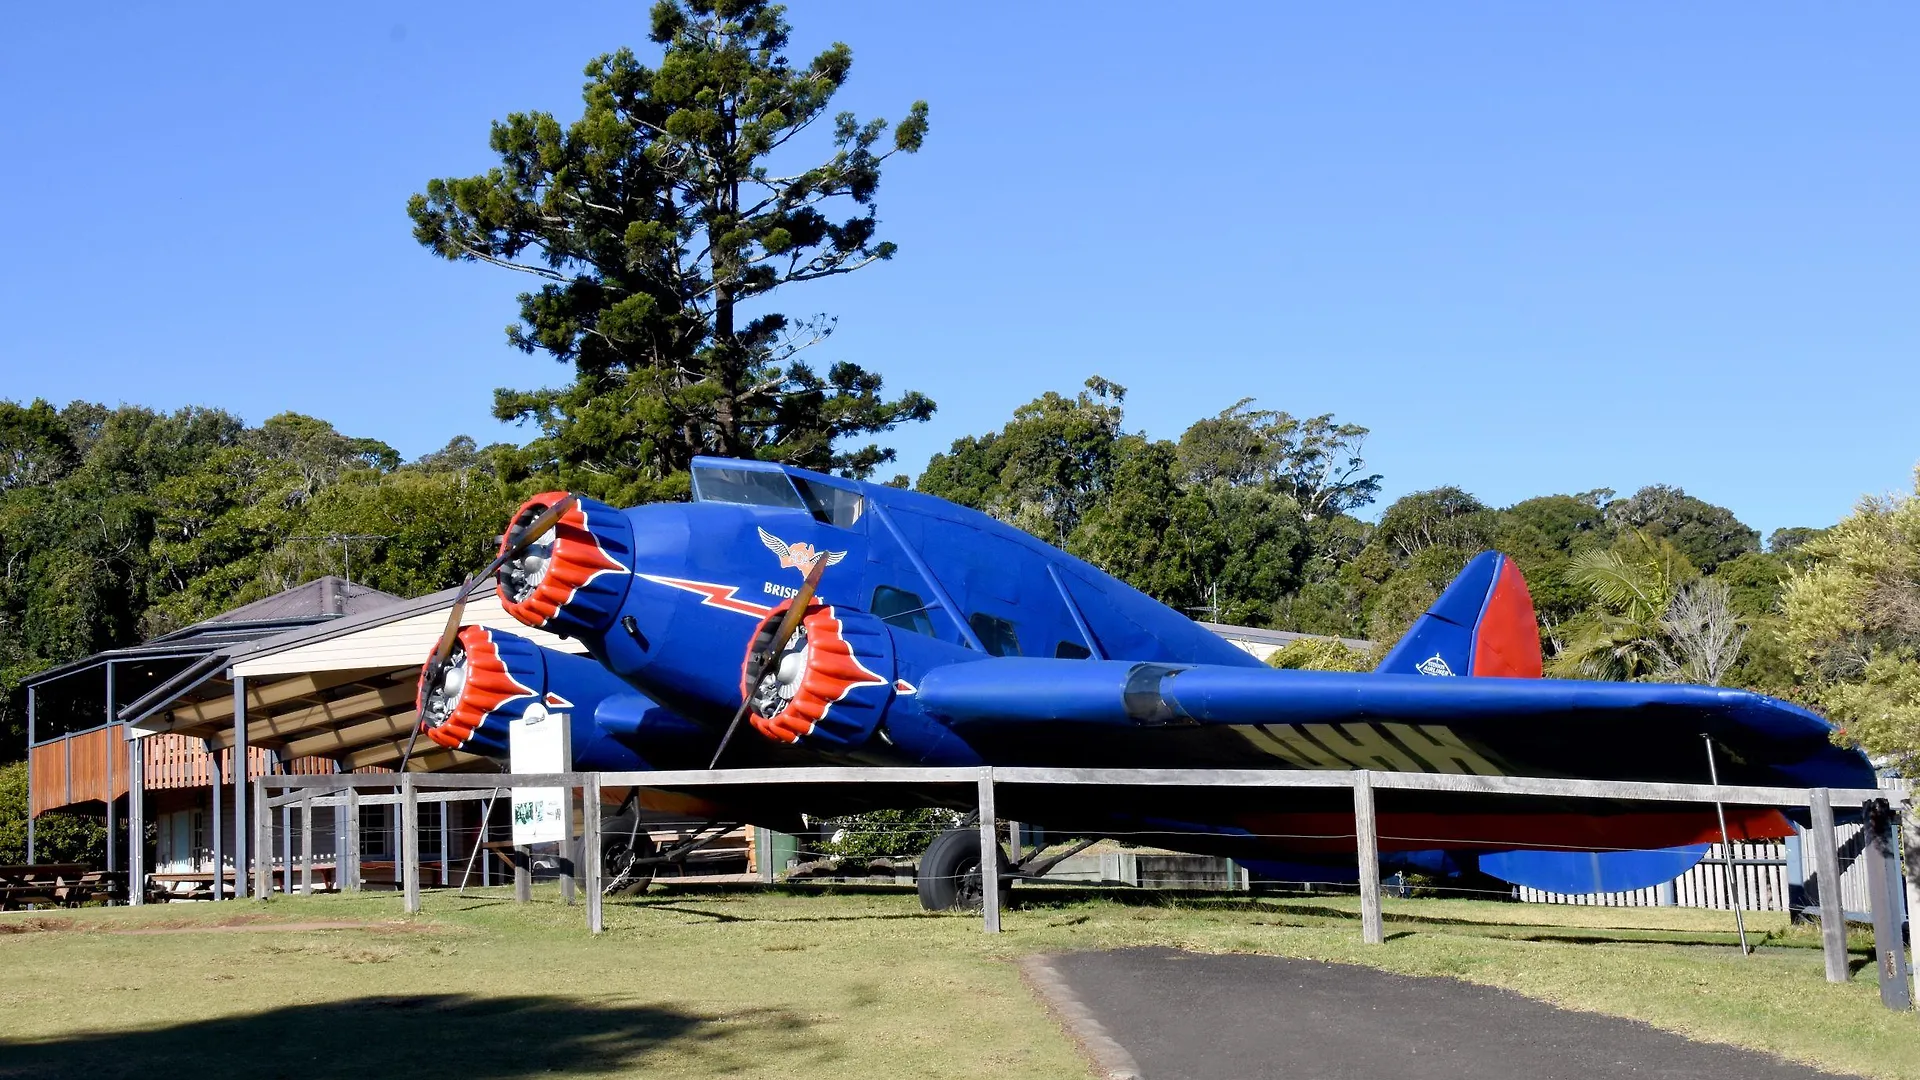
0,760 -> 104,865
818,808 -> 962,860
1265,636 -> 1375,672
1780,470 -> 1920,770
1605,484 -> 1759,573
408,0 -> 934,504
1549,533 -> 1697,681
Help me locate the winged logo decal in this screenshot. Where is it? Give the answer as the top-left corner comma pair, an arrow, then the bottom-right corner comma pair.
758,526 -> 848,575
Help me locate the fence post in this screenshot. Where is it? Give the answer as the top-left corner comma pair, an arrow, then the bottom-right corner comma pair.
300,795 -> 314,895
252,777 -> 271,899
1809,788 -> 1849,983
560,783 -> 578,906
583,776 -> 603,935
345,788 -> 361,893
513,848 -> 531,903
1864,799 -> 1912,1010
1354,771 -> 1384,945
401,777 -> 420,915
1902,809 -> 1920,1006
977,768 -> 1000,934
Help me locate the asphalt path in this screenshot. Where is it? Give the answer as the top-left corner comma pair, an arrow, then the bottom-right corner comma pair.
1046,947 -> 1861,1080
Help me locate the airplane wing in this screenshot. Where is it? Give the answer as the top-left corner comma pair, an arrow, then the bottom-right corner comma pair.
914,655 -> 1874,791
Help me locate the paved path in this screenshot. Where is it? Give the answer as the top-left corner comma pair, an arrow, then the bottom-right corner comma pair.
1041,947 -> 1860,1080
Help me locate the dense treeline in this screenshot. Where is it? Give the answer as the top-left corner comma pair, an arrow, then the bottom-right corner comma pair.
918,377 -> 1920,766
0,399 -> 523,754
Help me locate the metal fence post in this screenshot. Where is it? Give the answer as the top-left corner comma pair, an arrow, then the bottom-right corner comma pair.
584,776 -> 603,935
345,788 -> 361,893
977,768 -> 1000,934
253,777 -> 271,898
300,795 -> 315,896
1354,771 -> 1384,945
1809,788 -> 1848,983
1865,799 -> 1912,1010
401,777 -> 420,915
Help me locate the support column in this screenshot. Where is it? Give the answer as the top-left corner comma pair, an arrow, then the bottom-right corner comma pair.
127,735 -> 145,906
105,663 -> 117,881
207,740 -> 225,901
1810,789 -> 1849,983
560,786 -> 577,905
253,777 -> 271,899
977,769 -> 1000,934
300,795 -> 315,895
24,686 -> 34,865
584,777 -> 603,935
439,803 -> 450,887
1864,799 -> 1912,1010
1355,771 -> 1384,945
402,776 -> 421,914
345,789 -> 361,893
232,676 -> 249,900
282,805 -> 293,895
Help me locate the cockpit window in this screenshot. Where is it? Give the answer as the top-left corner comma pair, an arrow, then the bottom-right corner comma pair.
690,465 -> 808,511
968,613 -> 1022,657
791,476 -> 865,528
872,586 -> 935,637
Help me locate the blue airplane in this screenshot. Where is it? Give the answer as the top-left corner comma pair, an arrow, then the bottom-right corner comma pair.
412,456 -> 1875,907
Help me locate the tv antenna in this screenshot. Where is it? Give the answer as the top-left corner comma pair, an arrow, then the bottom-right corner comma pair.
286,534 -> 389,587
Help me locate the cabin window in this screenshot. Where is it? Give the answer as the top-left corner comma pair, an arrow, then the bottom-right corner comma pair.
969,613 -> 1022,657
690,464 -> 808,511
792,476 -> 865,528
1055,640 -> 1092,659
872,586 -> 935,637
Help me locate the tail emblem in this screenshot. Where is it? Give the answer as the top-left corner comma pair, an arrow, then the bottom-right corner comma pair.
1416,655 -> 1456,677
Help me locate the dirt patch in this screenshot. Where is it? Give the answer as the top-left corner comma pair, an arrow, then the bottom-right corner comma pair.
0,917 -> 77,935
110,920 -> 432,936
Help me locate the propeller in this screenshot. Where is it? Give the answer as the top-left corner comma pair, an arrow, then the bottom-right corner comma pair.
709,555 -> 830,768
401,494 -> 580,773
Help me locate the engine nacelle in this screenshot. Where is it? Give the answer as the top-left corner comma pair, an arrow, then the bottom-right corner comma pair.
415,626 -> 638,766
739,601 -> 895,751
495,491 -> 635,638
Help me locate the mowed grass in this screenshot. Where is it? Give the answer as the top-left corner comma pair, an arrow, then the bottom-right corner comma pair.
1,884 -> 1916,1079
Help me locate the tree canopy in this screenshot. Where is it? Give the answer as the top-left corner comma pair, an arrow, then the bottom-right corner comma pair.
409,0 -> 934,505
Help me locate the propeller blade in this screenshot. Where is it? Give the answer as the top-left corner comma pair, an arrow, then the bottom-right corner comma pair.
709,557 -> 830,768
395,720 -> 425,775
427,575 -> 477,671
488,494 -> 579,577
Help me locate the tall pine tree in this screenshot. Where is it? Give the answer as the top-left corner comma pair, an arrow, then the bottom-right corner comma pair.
409,0 -> 934,503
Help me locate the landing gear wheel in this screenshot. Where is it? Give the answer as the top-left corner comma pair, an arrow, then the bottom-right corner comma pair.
601,814 -> 658,896
917,827 -> 1012,912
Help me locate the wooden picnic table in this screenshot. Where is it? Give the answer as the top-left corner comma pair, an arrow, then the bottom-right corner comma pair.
0,864 -> 126,909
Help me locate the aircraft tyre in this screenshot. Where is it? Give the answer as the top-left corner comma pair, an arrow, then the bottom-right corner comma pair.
601,812 -> 658,896
917,827 -> 1012,912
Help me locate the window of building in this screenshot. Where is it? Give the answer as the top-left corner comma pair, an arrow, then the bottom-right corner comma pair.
1055,640 -> 1093,659
361,804 -> 392,860
968,613 -> 1022,657
872,586 -> 935,637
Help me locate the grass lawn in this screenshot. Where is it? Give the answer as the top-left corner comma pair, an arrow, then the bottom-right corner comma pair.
1,883 -> 1916,1079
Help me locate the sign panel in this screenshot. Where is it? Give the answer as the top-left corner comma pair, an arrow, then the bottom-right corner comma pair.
509,706 -> 572,847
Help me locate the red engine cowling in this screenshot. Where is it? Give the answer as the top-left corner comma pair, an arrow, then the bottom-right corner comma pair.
739,601 -> 895,750
495,491 -> 635,637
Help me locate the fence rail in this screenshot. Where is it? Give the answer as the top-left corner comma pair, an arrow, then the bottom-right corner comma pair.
227,764 -> 1917,1012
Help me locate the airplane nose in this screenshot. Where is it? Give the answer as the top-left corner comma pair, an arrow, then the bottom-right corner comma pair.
496,491 -> 635,636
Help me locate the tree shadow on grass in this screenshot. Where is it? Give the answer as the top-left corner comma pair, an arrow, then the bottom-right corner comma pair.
0,994 -> 824,1080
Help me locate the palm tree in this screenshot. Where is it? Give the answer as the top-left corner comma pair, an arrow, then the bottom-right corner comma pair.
1548,533 -> 1696,681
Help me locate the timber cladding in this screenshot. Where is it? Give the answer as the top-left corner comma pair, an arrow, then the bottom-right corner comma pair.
31,726 -> 343,816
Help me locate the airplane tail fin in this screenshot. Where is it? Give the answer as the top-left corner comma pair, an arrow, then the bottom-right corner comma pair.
1376,551 -> 1543,678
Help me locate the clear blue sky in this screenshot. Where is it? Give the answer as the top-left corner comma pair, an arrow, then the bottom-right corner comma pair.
2,3 -> 1913,539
